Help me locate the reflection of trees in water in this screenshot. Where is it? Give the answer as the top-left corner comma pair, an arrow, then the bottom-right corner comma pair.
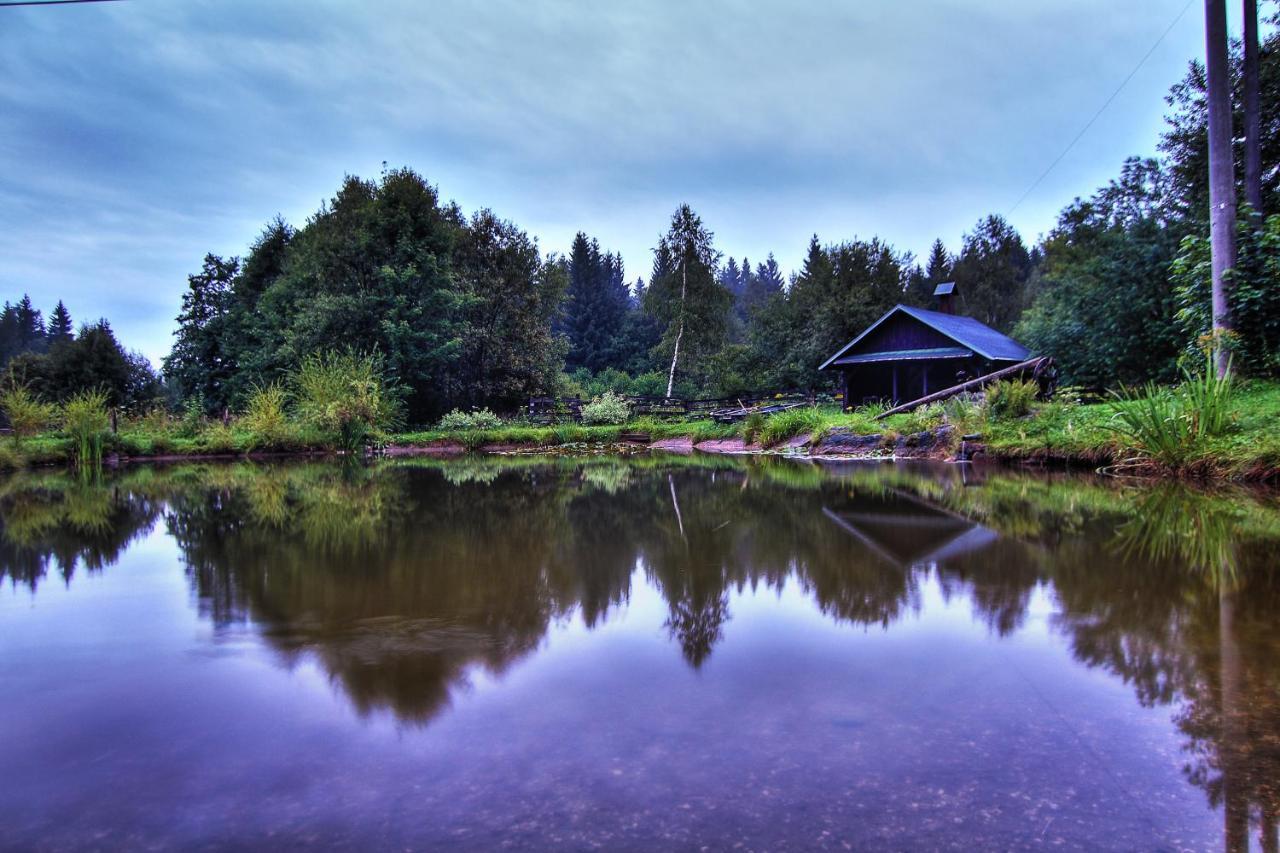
5,457 -> 1280,845
0,474 -> 161,589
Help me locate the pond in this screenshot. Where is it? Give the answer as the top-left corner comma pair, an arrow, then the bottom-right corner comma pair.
2,456 -> 1279,851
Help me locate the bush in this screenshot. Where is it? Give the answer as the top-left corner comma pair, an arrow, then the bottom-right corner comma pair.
742,412 -> 767,444
294,351 -> 402,451
580,391 -> 631,425
63,389 -> 111,467
242,383 -> 290,448
0,384 -> 57,443
436,408 -> 503,431
985,379 -> 1038,420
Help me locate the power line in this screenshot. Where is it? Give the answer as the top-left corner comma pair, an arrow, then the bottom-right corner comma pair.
1007,0 -> 1196,214
0,0 -> 123,6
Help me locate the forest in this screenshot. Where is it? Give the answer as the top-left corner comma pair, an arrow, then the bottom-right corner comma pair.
2,17 -> 1278,431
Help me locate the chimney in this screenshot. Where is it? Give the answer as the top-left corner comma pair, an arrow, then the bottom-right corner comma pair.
933,281 -> 957,315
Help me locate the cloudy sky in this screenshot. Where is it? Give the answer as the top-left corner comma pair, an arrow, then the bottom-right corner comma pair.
0,0 -> 1248,363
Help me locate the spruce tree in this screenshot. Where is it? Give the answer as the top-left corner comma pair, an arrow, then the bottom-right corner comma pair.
47,300 -> 74,344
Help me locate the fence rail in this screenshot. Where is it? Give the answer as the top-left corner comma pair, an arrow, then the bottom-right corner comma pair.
527,391 -> 816,424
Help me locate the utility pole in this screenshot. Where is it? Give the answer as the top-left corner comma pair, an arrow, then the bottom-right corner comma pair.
1205,0 -> 1236,378
1243,0 -> 1263,217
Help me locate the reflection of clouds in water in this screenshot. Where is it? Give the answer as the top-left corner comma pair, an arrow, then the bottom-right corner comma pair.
3,457 -> 1280,840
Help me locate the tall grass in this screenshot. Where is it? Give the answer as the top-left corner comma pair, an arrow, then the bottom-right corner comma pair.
63,389 -> 111,468
757,406 -> 827,446
1107,351 -> 1235,469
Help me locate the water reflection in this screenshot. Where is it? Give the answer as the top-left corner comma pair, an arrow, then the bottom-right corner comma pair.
3,457 -> 1280,847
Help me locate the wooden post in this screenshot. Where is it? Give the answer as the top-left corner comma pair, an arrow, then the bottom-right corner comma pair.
1205,0 -> 1236,378
922,365 -> 929,397
891,364 -> 898,402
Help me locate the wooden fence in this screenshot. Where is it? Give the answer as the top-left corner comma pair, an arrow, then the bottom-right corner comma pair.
526,391 -> 816,424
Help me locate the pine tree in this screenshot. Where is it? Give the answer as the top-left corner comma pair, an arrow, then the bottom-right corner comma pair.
47,300 -> 74,344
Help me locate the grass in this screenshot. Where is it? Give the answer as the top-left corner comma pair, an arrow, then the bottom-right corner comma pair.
1,380 -> 1278,482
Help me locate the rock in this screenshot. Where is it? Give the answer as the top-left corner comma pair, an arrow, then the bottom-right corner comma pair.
650,437 -> 694,453
812,428 -> 884,455
694,439 -> 761,454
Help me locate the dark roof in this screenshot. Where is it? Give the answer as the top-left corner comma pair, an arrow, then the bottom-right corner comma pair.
819,304 -> 1031,370
832,346 -> 971,366
933,281 -> 956,296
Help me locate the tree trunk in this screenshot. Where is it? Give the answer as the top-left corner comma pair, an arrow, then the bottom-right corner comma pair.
1243,0 -> 1263,217
665,260 -> 689,398
1205,0 -> 1237,378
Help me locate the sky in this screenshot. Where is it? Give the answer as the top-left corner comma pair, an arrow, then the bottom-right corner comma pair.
0,0 -> 1256,364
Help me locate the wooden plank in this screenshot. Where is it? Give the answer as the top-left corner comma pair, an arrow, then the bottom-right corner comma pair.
872,357 -> 1050,420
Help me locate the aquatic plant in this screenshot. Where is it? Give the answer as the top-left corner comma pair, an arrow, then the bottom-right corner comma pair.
62,389 -> 110,468
1107,351 -> 1235,469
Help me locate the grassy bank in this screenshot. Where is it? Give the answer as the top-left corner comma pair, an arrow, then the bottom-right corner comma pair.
3,380 -> 1278,483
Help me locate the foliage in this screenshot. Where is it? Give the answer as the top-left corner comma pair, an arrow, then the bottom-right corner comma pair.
293,351 -> 402,451
1171,213 -> 1280,376
241,383 -> 290,448
646,205 -> 732,395
562,233 -> 631,374
62,389 -> 110,468
985,379 -> 1038,420
0,384 -> 57,442
579,391 -> 631,425
1017,159 -> 1185,387
436,408 -> 504,431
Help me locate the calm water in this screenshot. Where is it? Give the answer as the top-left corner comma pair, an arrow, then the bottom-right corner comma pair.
2,457 -> 1279,851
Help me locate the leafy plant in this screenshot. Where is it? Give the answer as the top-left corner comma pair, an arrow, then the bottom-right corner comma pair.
580,391 -> 631,425
293,351 -> 402,451
985,379 -> 1038,420
62,389 -> 111,467
0,384 -> 57,443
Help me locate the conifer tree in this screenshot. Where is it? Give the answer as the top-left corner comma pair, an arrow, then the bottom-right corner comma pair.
47,300 -> 74,344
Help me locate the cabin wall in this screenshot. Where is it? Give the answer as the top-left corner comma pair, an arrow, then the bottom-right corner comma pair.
850,314 -> 954,356
841,358 -> 981,408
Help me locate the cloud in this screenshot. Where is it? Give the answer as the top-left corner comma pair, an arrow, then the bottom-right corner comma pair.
0,0 -> 1212,362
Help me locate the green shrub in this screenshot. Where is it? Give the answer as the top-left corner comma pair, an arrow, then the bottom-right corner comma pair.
63,389 -> 111,467
294,351 -> 402,451
242,383 -> 290,448
580,391 -> 630,425
985,379 -> 1038,420
0,384 -> 57,443
177,397 -> 205,438
742,412 -> 767,444
437,407 -> 503,431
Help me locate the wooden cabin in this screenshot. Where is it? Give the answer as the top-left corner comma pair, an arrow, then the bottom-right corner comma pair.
819,283 -> 1031,409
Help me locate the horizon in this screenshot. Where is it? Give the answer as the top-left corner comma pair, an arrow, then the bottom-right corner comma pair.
0,0 -> 1263,364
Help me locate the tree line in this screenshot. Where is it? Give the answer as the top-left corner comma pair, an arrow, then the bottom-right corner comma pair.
0,296 -> 162,411
6,8 -> 1279,426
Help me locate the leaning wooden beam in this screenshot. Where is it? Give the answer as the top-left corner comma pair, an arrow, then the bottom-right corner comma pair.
872,356 -> 1049,420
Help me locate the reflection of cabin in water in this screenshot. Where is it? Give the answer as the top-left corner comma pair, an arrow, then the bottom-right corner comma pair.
822,489 -> 997,568
819,283 -> 1031,408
